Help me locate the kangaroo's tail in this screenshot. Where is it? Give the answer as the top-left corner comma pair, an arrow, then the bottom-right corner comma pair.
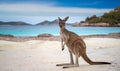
82,53 -> 111,65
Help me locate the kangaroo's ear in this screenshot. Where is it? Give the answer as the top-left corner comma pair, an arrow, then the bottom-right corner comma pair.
63,16 -> 69,22
58,17 -> 62,21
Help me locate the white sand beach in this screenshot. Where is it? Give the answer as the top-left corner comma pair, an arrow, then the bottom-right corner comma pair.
0,38 -> 120,71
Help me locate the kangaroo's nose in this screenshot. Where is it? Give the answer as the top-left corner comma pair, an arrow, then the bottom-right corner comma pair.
60,25 -> 62,28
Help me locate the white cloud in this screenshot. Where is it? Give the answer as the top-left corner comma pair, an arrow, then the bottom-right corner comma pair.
0,3 -> 112,24
0,3 -> 112,15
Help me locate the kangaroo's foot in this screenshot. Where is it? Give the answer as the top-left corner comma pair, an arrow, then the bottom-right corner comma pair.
63,64 -> 79,69
56,63 -> 74,66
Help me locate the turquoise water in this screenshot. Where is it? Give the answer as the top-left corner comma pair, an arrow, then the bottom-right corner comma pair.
0,25 -> 120,36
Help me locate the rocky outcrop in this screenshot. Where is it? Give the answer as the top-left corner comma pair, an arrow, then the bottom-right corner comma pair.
0,34 -> 14,37
37,34 -> 53,37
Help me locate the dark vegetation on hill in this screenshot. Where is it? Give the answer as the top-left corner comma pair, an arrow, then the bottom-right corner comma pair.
84,6 -> 120,25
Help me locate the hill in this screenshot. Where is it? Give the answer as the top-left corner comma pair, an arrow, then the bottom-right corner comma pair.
36,19 -> 58,25
72,6 -> 120,27
0,21 -> 31,25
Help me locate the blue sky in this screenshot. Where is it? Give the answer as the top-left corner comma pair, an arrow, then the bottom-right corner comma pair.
0,0 -> 119,24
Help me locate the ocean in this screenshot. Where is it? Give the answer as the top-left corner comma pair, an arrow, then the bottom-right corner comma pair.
0,25 -> 120,36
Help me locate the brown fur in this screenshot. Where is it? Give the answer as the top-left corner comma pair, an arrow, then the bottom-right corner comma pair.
56,16 -> 111,69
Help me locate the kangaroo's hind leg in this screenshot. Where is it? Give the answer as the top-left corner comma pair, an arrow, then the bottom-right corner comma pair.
56,51 -> 74,66
63,54 -> 79,69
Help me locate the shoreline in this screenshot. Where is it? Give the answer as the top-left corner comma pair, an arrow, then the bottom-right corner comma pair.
71,22 -> 120,27
0,32 -> 120,42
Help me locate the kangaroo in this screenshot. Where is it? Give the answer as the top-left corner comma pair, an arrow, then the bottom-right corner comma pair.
56,16 -> 111,69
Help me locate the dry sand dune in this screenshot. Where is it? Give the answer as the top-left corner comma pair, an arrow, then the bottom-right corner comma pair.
0,38 -> 120,71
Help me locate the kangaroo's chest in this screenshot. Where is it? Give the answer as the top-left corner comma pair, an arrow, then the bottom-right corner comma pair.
60,31 -> 69,43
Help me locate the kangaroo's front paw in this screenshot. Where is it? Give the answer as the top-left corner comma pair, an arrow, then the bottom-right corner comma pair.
62,48 -> 64,51
56,64 -> 63,66
63,64 -> 79,69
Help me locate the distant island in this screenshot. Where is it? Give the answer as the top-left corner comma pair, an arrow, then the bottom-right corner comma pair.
36,19 -> 58,25
72,6 -> 120,27
0,19 -> 58,26
0,21 -> 31,25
